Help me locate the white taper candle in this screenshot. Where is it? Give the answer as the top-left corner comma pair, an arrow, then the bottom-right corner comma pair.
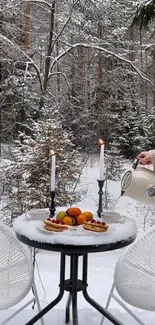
50,150 -> 56,191
99,139 -> 104,180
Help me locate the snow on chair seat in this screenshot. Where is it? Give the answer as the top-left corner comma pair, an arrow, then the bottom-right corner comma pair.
0,221 -> 44,325
100,225 -> 155,325
114,226 -> 155,311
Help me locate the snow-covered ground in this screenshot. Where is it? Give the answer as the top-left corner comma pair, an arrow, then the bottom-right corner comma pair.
1,251 -> 155,325
1,159 -> 155,324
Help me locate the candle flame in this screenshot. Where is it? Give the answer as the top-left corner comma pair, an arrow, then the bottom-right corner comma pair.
49,150 -> 55,156
98,138 -> 104,145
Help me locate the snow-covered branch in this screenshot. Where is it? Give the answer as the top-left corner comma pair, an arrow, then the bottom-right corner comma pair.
48,71 -> 71,90
0,34 -> 43,92
23,0 -> 52,9
50,42 -> 155,88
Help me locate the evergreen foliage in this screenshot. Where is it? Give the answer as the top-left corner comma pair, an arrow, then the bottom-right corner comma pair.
1,119 -> 84,217
131,0 -> 155,29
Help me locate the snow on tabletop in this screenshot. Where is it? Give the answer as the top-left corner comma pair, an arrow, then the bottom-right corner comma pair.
13,207 -> 137,246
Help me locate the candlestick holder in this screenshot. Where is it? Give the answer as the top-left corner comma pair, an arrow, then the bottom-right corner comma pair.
97,179 -> 105,218
49,191 -> 56,217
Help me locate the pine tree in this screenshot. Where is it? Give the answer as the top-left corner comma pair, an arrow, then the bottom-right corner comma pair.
2,119 -> 85,218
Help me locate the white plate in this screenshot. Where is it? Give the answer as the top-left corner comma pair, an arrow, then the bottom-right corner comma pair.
37,224 -> 59,234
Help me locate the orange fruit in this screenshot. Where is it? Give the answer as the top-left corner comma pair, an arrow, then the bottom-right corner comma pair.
63,216 -> 75,226
76,214 -> 87,225
67,207 -> 82,217
56,211 -> 68,222
83,211 -> 93,221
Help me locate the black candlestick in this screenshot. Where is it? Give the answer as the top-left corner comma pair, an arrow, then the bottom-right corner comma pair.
50,191 -> 56,217
97,179 -> 105,218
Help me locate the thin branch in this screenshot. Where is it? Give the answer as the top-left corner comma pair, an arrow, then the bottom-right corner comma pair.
51,16 -> 72,51
24,62 -> 29,81
27,63 -> 43,92
43,0 -> 56,91
48,71 -> 71,90
51,0 -> 80,51
15,122 -> 35,132
23,0 -> 52,9
50,42 -> 155,88
143,207 -> 150,231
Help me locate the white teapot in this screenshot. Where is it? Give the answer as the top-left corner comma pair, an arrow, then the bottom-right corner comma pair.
121,159 -> 155,205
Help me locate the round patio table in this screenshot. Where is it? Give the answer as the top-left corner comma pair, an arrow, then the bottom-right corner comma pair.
14,209 -> 137,325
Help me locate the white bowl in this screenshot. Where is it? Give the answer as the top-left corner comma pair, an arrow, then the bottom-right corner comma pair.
27,209 -> 50,220
102,211 -> 125,224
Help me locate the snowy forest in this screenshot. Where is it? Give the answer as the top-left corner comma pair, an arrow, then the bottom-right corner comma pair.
1,0 -> 155,218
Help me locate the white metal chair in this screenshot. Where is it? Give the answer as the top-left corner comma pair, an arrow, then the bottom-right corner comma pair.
0,221 -> 45,325
100,225 -> 155,325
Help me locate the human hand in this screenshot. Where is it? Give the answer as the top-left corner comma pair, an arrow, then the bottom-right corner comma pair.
137,151 -> 152,165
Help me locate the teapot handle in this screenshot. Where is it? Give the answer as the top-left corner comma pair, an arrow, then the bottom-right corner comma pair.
132,158 -> 139,170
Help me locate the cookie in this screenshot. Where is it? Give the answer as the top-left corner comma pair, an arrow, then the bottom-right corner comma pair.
83,220 -> 108,232
44,225 -> 67,232
44,218 -> 68,232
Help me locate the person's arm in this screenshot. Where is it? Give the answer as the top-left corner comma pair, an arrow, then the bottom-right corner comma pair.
149,150 -> 155,170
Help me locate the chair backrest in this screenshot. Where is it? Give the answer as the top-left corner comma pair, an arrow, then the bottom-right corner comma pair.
114,225 -> 155,310
0,221 -> 33,310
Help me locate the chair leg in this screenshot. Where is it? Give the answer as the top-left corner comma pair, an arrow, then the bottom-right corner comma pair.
31,248 -> 45,325
32,282 -> 45,325
100,281 -> 147,325
112,294 -> 146,325
0,299 -> 35,325
100,282 -> 115,325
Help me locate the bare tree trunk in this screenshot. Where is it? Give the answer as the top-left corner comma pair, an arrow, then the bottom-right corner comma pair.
97,22 -> 103,107
70,34 -> 75,97
128,26 -> 137,108
145,52 -> 148,111
39,1 -> 56,110
139,28 -> 143,70
25,3 -> 30,49
84,49 -> 89,110
78,45 -> 85,96
139,28 -> 145,106
128,26 -> 135,62
43,0 -> 56,92
55,17 -> 61,104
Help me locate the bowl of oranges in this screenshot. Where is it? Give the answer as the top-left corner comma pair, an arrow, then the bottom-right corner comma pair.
56,208 -> 94,226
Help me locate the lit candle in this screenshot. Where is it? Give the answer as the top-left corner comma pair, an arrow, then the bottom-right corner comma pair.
49,150 -> 56,191
99,139 -> 104,180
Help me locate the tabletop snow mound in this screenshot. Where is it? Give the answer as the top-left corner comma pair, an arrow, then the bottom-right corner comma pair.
83,220 -> 108,233
13,208 -> 137,246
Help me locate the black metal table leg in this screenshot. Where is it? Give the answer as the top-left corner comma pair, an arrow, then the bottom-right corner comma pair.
71,254 -> 79,325
25,253 -> 66,325
65,255 -> 73,324
65,293 -> 72,324
82,254 -> 125,325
